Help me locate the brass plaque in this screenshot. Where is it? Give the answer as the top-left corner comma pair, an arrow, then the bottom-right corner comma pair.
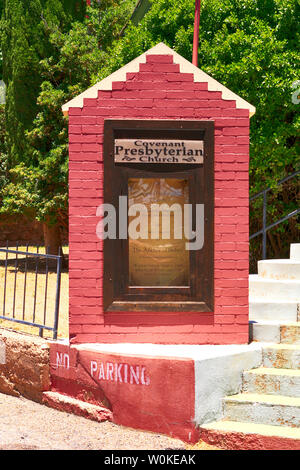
128,178 -> 190,287
115,139 -> 204,164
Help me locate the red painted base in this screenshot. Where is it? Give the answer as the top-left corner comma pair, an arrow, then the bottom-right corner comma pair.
43,391 -> 113,423
49,342 -> 199,443
199,428 -> 300,450
49,342 -> 299,449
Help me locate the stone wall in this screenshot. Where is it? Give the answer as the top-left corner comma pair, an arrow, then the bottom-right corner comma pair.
0,329 -> 51,402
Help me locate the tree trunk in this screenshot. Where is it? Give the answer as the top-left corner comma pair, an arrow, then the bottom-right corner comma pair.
43,222 -> 67,268
43,222 -> 62,255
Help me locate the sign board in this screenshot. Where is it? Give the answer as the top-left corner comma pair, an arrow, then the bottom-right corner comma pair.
114,139 -> 204,164
128,178 -> 190,287
104,120 -> 214,313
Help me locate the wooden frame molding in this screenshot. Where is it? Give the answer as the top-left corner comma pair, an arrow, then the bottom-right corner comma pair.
103,119 -> 214,313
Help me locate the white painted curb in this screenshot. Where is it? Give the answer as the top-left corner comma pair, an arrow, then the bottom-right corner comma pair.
194,344 -> 262,426
290,244 -> 300,261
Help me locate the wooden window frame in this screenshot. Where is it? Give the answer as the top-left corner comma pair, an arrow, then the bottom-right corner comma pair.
103,120 -> 214,313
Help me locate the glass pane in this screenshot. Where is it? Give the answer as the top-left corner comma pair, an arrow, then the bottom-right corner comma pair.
128,178 -> 190,287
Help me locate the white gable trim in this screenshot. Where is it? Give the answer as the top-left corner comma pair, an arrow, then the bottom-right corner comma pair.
62,42 -> 255,117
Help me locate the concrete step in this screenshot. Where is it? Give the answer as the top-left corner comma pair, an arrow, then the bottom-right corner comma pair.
280,323 -> 300,345
249,275 -> 300,301
223,393 -> 300,427
249,299 -> 299,322
291,244 -> 300,261
250,321 -> 300,344
258,259 -> 300,280
243,367 -> 300,397
42,391 -> 113,422
263,344 -> 300,369
199,420 -> 300,450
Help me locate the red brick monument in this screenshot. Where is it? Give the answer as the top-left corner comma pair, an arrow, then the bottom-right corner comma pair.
64,43 -> 255,345
46,43 -> 260,443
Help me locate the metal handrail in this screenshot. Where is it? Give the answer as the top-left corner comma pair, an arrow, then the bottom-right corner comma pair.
250,170 -> 300,201
249,170 -> 300,259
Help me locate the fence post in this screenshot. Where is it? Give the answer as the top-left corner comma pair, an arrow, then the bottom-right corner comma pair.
262,191 -> 267,260
53,249 -> 62,340
3,241 -> 8,316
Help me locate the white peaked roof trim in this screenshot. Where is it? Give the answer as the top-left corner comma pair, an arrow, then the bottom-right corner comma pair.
62,42 -> 256,117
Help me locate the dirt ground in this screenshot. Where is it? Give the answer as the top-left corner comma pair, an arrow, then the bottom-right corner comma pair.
0,392 -> 218,451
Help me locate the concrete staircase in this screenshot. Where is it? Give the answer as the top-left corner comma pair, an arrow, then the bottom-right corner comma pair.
199,244 -> 300,450
249,243 -> 300,343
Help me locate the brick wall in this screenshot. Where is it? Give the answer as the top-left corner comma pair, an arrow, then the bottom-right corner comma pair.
68,52 -> 250,345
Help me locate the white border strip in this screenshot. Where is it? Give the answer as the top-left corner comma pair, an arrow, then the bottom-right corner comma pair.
62,42 -> 255,117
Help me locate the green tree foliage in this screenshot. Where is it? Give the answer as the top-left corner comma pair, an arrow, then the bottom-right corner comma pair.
98,0 -> 299,191
0,0 -> 3,78
0,0 -> 87,251
15,0 -> 135,225
0,0 -> 86,167
0,0 -> 136,251
0,104 -> 7,192
97,0 -> 300,262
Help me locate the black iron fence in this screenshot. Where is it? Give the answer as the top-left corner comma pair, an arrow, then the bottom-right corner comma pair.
250,170 -> 300,260
0,243 -> 62,339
